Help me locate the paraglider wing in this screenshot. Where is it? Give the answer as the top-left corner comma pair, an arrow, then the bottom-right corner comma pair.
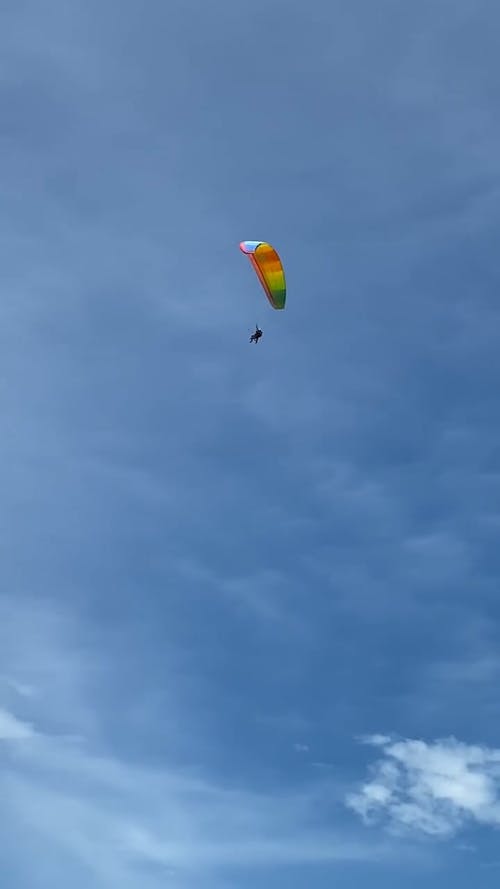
239,241 -> 286,310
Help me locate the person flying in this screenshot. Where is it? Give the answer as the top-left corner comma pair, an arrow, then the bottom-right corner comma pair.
249,325 -> 263,344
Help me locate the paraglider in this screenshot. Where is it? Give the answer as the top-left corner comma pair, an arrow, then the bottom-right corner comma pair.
239,241 -> 286,311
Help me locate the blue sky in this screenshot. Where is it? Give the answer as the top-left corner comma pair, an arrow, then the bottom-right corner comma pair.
2,0 -> 500,886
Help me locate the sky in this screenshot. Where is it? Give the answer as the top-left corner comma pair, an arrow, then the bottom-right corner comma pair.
1,0 -> 500,886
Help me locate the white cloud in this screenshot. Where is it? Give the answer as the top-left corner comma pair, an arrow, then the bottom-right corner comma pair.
358,734 -> 392,747
347,735 -> 500,838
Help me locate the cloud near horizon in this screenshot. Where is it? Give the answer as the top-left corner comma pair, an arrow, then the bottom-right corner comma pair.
347,735 -> 500,839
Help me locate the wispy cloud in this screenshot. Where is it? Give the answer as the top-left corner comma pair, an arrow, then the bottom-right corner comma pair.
4,734 -> 391,885
0,596 -> 394,888
0,708 -> 35,740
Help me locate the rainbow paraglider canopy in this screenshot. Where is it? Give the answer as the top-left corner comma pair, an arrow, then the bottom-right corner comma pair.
239,241 -> 286,310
